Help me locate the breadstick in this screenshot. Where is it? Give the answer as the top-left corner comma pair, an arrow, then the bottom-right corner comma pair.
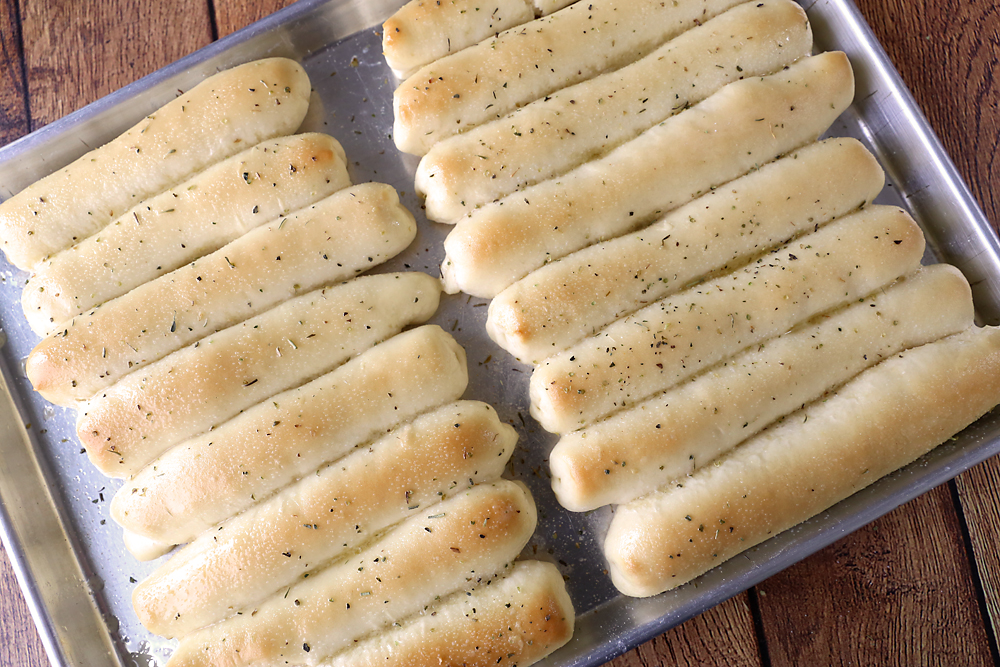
417,0 -> 812,222
394,0 -> 748,155
0,58 -> 311,270
22,133 -> 350,336
383,0 -> 535,78
320,560 -> 574,667
165,480 -> 537,667
77,272 -> 441,478
530,205 -> 925,434
488,138 -> 883,363
122,531 -> 172,563
605,325 -> 1000,597
383,0 -> 581,79
550,265 -> 974,511
26,182 -> 416,406
134,401 -> 516,637
532,0 -> 577,12
442,52 -> 855,298
111,325 -> 468,543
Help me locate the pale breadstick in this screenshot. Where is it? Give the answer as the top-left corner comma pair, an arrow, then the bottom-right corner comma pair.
417,0 -> 812,222
26,182 -> 416,406
531,0 -> 577,12
605,325 -> 1000,597
488,138 -> 883,363
165,480 -> 537,667
0,58 -> 311,270
394,0 -> 748,155
550,265 -> 974,511
442,52 -> 855,298
134,401 -> 517,637
530,205 -> 925,434
320,560 -> 574,667
22,133 -> 350,336
383,0 -> 535,78
111,325 -> 468,544
78,272 -> 441,478
122,531 -> 172,562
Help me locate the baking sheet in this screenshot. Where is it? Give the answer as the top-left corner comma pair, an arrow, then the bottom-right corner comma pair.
1,1 -> 999,665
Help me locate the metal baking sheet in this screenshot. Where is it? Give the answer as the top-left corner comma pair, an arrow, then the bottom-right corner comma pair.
1,1 -> 999,665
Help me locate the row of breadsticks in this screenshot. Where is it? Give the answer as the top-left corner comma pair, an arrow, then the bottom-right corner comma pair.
1,59 -> 574,664
120,316 -> 578,666
383,0 -> 1000,597
383,0 -> 581,77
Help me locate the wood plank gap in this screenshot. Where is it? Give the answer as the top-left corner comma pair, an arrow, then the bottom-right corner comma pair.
9,0 -> 30,130
949,478 -> 1000,667
746,587 -> 773,667
206,0 -> 220,43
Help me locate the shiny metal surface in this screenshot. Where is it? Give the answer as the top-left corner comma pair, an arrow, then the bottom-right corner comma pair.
0,0 -> 998,665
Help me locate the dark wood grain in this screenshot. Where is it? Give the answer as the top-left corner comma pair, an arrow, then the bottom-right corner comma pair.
0,538 -> 48,667
956,465 -> 1000,647
0,0 -> 27,143
214,0 -> 293,37
19,0 -> 213,128
853,0 -> 1000,232
757,485 -> 995,666
609,593 -> 764,667
1,1 -> 999,666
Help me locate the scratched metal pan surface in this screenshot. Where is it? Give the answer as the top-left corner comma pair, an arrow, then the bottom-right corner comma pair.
1,0 -> 999,665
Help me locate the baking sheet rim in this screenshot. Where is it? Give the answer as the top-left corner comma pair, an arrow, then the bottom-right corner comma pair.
1,0 -> 1000,665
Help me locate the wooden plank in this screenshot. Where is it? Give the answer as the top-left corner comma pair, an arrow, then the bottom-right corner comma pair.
955,449 -> 1000,656
0,547 -> 48,667
853,0 -> 1000,229
756,485 -> 994,665
853,0 -> 1000,654
0,0 -> 28,144
19,0 -> 213,128
956,466 -> 1000,648
213,0 -> 296,37
609,593 -> 763,667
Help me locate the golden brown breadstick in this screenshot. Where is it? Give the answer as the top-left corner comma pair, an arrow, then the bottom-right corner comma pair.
550,265 -> 974,511
166,480 -> 537,667
319,560 -> 574,667
442,52 -> 855,298
22,133 -> 350,336
487,138 -> 884,363
530,205 -> 925,434
26,182 -> 415,406
394,0 -> 748,155
605,325 -> 1000,597
0,58 -> 311,270
134,401 -> 517,637
77,272 -> 441,478
417,0 -> 812,222
383,0 -> 535,78
110,325 -> 468,544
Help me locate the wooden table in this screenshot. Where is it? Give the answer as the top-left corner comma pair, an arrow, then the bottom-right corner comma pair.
1,0 -> 998,665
